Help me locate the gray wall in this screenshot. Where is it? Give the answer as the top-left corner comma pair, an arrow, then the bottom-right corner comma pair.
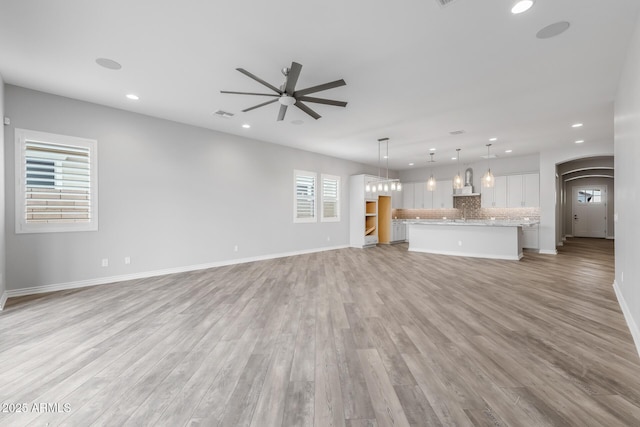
4,85 -> 376,291
563,177 -> 615,238
614,11 -> 640,354
0,75 -> 5,306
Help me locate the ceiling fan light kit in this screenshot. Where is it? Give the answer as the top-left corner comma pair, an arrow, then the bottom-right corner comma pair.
221,61 -> 347,121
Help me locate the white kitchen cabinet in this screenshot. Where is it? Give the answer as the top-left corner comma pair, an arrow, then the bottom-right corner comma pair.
481,175 -> 507,208
522,224 -> 539,249
423,185 -> 434,209
392,191 -> 403,209
508,173 -> 539,208
523,173 -> 539,207
391,221 -> 406,242
433,180 -> 453,209
402,182 -> 415,209
414,182 -> 425,208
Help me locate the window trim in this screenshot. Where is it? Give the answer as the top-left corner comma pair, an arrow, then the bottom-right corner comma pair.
320,173 -> 340,222
293,169 -> 317,223
15,128 -> 99,234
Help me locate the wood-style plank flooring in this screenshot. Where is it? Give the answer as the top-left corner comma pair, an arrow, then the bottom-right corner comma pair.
1,238 -> 639,426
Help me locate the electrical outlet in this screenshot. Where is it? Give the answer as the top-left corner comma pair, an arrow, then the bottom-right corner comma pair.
101,258 -> 109,267
124,256 -> 131,265
458,240 -> 463,246
234,245 -> 239,252
621,272 -> 624,283
327,236 -> 331,242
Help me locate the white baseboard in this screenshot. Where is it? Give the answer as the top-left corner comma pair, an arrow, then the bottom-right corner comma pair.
538,249 -> 558,255
565,235 -> 574,238
607,235 -> 615,240
613,280 -> 640,358
5,245 -> 349,299
0,290 -> 7,311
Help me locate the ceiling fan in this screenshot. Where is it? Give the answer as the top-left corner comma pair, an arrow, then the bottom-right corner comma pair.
221,61 -> 347,121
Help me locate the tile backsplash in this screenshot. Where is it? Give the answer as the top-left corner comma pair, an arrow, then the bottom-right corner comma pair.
392,195 -> 540,221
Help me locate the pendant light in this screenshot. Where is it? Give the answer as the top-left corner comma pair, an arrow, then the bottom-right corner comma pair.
453,148 -> 463,190
366,138 -> 402,192
427,152 -> 436,191
482,143 -> 495,188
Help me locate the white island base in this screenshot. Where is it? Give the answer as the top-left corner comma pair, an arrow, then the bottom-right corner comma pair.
408,222 -> 523,260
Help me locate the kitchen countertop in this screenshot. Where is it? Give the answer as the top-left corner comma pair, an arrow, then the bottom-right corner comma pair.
398,219 -> 539,227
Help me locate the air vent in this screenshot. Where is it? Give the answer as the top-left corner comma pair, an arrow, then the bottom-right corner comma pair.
449,130 -> 465,135
213,110 -> 234,118
480,154 -> 498,159
436,0 -> 458,7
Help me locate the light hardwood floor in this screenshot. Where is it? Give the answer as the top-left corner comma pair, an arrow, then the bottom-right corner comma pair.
1,238 -> 639,426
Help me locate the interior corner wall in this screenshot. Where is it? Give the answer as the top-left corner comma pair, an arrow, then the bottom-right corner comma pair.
0,74 -> 6,308
614,11 -> 640,356
4,85 -> 376,293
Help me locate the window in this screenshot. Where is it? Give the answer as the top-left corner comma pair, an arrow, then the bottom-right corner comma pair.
15,129 -> 98,233
321,174 -> 340,222
577,189 -> 602,204
294,170 -> 316,223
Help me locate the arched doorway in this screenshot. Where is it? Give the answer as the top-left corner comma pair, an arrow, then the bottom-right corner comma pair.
557,156 -> 614,243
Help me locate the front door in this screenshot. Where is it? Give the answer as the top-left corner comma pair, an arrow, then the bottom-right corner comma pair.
572,186 -> 607,238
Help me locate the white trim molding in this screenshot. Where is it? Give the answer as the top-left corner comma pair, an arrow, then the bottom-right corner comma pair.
538,249 -> 558,255
613,280 -> 640,358
0,291 -> 7,311
5,245 -> 349,299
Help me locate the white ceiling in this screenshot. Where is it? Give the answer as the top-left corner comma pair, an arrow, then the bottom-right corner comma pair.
1,0 -> 638,170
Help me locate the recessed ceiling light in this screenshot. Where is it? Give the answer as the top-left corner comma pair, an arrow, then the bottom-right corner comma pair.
451,157 -> 457,160
489,137 -> 497,142
575,140 -> 584,144
409,163 -> 414,166
505,149 -> 513,153
242,124 -> 251,129
383,155 -> 389,159
291,120 -> 304,125
511,0 -> 534,14
572,123 -> 583,128
126,94 -> 139,101
429,148 -> 436,151
537,21 -> 570,39
95,57 -> 122,70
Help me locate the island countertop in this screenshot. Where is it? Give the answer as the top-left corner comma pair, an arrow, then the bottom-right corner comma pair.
401,219 -> 538,227
407,220 -> 528,260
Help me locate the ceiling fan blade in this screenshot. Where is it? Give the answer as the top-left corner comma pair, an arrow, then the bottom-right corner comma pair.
284,62 -> 302,95
298,96 -> 347,107
236,68 -> 282,94
242,98 -> 278,112
294,79 -> 346,97
294,100 -> 321,120
221,91 -> 279,97
277,104 -> 288,121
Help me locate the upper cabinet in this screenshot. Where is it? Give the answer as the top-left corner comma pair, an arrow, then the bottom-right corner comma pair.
433,180 -> 453,209
507,173 -> 539,208
402,182 -> 415,209
481,175 -> 507,208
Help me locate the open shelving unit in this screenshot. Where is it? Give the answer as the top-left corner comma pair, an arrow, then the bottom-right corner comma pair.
365,200 -> 377,237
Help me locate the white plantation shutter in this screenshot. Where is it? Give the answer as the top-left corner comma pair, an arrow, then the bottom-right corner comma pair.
321,174 -> 340,222
294,170 -> 316,222
16,129 -> 98,233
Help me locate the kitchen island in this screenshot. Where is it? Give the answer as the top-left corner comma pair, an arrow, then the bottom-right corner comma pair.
408,220 -> 536,260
